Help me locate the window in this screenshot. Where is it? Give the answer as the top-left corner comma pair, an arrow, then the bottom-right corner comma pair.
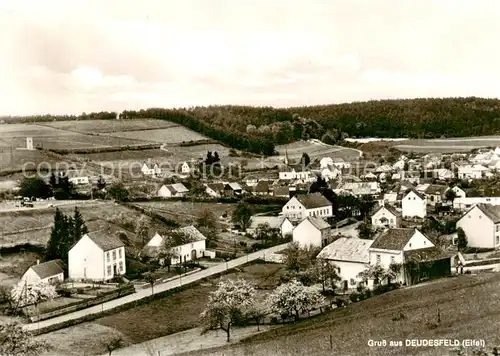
112,250 -> 116,260
119,261 -> 124,272
106,252 -> 110,262
107,266 -> 112,275
496,225 -> 499,232
376,254 -> 381,264
118,248 -> 122,258
390,256 -> 395,264
423,240 -> 426,245
409,243 -> 412,248
479,215 -> 482,219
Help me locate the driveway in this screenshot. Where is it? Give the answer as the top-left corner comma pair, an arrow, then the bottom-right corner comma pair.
23,243 -> 290,332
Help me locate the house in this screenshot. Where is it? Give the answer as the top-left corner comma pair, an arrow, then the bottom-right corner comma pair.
456,204 -> 500,249
371,205 -> 402,228
68,232 -> 126,281
319,157 -> 334,169
157,183 -> 189,198
433,168 -> 454,181
424,184 -> 447,206
204,182 -> 224,198
317,237 -> 374,290
180,161 -> 195,175
338,182 -> 381,197
253,180 -> 271,196
362,172 -> 378,180
281,193 -> 333,221
18,259 -> 64,287
247,215 -> 294,238
69,176 -> 90,185
383,193 -> 398,204
402,189 -> 426,218
447,185 -> 466,199
292,216 -> 331,248
453,197 -> 500,211
457,164 -> 488,180
144,225 -> 207,265
141,162 -> 162,177
332,158 -> 351,169
368,228 -> 445,285
243,175 -> 259,187
223,182 -> 243,197
272,185 -> 290,198
279,166 -> 315,182
321,166 -> 341,181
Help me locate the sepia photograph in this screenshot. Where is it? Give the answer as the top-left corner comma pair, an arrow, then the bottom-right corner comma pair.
0,1 -> 499,355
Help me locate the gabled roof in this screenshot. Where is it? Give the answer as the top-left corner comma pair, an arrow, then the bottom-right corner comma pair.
85,231 -> 125,252
474,204 -> 500,223
370,228 -> 416,251
404,247 -> 454,263
317,237 -> 373,263
295,193 -> 332,209
166,225 -> 207,246
30,260 -> 64,279
273,186 -> 290,197
424,184 -> 447,195
404,188 -> 425,200
225,182 -> 242,191
205,182 -> 224,192
254,180 -> 270,193
372,204 -> 401,217
171,183 -> 189,193
248,215 -> 285,230
300,216 -> 330,230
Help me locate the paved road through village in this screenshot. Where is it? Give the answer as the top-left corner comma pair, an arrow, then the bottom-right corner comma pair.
24,243 -> 290,332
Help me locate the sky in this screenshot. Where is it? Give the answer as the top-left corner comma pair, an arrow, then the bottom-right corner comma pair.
0,0 -> 499,115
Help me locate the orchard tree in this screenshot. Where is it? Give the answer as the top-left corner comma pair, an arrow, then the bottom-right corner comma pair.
135,216 -> 149,246
144,272 -> 157,295
0,322 -> 49,356
104,336 -> 124,356
305,260 -> 341,292
10,282 -> 57,321
282,241 -> 319,273
358,264 -> 388,286
266,279 -> 325,321
200,279 -> 255,342
357,221 -> 375,240
231,202 -> 252,231
245,302 -> 268,332
96,175 -> 107,190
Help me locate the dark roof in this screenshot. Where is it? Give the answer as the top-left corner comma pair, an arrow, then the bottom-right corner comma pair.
254,180 -> 270,193
273,186 -> 290,197
425,184 -> 447,195
303,216 -> 331,230
86,231 -> 125,252
30,260 -> 64,279
475,204 -> 500,223
404,188 -> 425,200
296,193 -> 332,209
370,228 -> 416,251
373,204 -> 401,217
404,247 -> 454,263
206,183 -> 224,192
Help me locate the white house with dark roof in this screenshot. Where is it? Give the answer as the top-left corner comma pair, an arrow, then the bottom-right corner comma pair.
141,162 -> 162,177
68,232 -> 126,281
281,193 -> 333,222
292,216 -> 331,248
204,182 -> 224,198
402,189 -> 427,218
424,184 -> 448,206
453,196 -> 500,211
247,215 -> 294,238
371,205 -> 401,228
456,204 -> 500,249
18,259 -> 64,287
157,183 -> 189,198
457,164 -> 488,180
143,225 -> 207,265
317,237 -> 374,290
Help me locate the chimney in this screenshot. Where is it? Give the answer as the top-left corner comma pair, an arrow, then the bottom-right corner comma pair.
36,259 -> 40,265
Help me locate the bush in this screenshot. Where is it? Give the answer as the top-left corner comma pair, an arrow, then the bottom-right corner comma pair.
373,283 -> 399,295
57,288 -> 72,298
363,289 -> 372,299
76,288 -> 85,294
349,293 -> 359,302
239,241 -> 247,247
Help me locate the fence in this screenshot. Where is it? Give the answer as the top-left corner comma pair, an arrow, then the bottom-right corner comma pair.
28,284 -> 135,322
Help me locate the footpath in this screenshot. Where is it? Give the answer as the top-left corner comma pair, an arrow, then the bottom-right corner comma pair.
23,243 -> 290,332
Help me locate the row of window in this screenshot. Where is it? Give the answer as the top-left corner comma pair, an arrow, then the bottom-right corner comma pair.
309,209 -> 330,217
376,255 -> 396,264
106,261 -> 124,276
106,249 -> 122,262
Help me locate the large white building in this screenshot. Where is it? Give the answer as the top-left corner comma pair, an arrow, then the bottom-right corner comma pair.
69,232 -> 126,281
292,216 -> 331,248
281,193 -> 333,222
456,204 -> 500,249
317,237 -> 374,290
401,189 -> 426,218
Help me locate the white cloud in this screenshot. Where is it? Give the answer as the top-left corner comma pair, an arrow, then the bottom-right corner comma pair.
0,0 -> 499,115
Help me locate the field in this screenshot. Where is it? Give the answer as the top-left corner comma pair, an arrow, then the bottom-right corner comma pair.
187,273 -> 500,356
0,200 -> 165,249
133,201 -> 236,226
106,127 -> 208,144
38,262 -> 285,356
391,136 -> 500,153
43,119 -> 178,133
276,140 -> 362,161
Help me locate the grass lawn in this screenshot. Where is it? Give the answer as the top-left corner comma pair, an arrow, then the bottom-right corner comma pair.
183,273 -> 500,356
41,262 -> 285,355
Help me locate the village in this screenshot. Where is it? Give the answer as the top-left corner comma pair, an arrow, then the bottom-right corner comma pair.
2,137 -> 500,355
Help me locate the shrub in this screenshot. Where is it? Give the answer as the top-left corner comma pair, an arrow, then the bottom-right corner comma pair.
363,289 -> 372,299
349,293 -> 359,302
76,288 -> 85,294
57,288 -> 72,298
239,241 -> 247,247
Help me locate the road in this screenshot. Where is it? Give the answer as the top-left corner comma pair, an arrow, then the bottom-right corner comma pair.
23,243 -> 290,332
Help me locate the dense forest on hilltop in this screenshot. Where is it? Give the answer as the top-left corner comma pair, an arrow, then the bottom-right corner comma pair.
3,97 -> 500,155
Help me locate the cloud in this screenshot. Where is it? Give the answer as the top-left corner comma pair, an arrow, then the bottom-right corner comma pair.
0,0 -> 499,115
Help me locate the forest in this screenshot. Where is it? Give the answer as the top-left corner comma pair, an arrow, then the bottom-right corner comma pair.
4,97 -> 500,155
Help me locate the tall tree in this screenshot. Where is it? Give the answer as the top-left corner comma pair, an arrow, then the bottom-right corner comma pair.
46,208 -> 68,261
300,152 -> 311,168
96,175 -> 106,190
135,216 -> 149,246
456,227 -> 468,251
19,177 -> 52,199
231,202 -> 252,231
72,207 -> 88,245
309,177 -> 328,194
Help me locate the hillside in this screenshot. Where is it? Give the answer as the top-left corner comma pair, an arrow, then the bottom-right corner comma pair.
5,97 -> 500,155
183,273 -> 500,356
